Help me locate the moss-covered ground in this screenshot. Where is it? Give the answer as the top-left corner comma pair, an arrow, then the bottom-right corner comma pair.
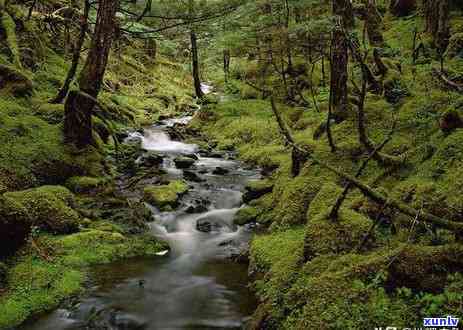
0,1 -> 195,328
191,6 -> 463,329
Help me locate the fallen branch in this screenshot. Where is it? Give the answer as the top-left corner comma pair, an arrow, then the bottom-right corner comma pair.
432,68 -> 463,93
329,118 -> 396,220
270,99 -> 463,233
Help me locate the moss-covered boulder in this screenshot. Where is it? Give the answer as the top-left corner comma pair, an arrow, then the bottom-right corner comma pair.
243,179 -> 274,203
173,156 -> 195,169
143,180 -> 189,211
0,64 -> 33,96
0,186 -> 80,256
234,206 -> 261,225
303,183 -> 372,261
270,168 -> 326,227
65,176 -> 107,194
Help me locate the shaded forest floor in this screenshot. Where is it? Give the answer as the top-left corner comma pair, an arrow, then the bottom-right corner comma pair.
0,2 -> 197,327
189,8 -> 463,330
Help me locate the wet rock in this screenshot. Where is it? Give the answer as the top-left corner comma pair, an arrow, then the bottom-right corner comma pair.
173,157 -> 195,169
219,240 -> 250,263
185,198 -> 210,214
143,180 -> 189,211
243,180 -> 274,203
139,151 -> 164,168
212,167 -> 229,175
109,310 -> 147,330
166,126 -> 184,141
0,186 -> 80,257
234,206 -> 261,225
184,153 -> 199,160
196,214 -> 235,233
198,150 -> 223,158
183,170 -> 204,182
185,204 -> 208,214
209,151 -> 224,158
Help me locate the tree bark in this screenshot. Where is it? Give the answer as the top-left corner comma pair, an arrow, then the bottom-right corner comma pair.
51,0 -> 90,104
269,105 -> 463,233
333,0 -> 355,29
365,0 -> 385,47
64,0 -> 118,147
330,20 -> 349,122
190,29 -> 204,99
424,0 -> 450,50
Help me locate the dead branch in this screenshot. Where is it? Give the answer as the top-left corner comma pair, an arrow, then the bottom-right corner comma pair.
329,118 -> 396,220
269,100 -> 463,233
432,68 -> 463,93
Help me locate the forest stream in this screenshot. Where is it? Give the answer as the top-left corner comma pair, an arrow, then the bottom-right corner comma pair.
22,87 -> 259,330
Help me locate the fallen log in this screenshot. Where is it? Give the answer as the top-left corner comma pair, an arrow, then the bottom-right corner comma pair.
270,99 -> 463,233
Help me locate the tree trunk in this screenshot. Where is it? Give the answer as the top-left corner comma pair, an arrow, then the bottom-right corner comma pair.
51,0 -> 90,104
330,21 -> 349,122
190,29 -> 204,99
64,0 -> 118,147
389,0 -> 416,16
365,0 -> 385,47
223,49 -> 230,82
333,0 -> 355,29
424,0 -> 450,50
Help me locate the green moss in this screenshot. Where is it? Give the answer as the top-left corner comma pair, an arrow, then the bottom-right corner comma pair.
234,206 -> 262,225
65,176 -> 107,194
4,185 -> 80,234
0,97 -> 106,189
0,230 -> 167,329
1,11 -> 21,68
445,32 -> 463,58
33,102 -> 64,124
143,180 -> 189,211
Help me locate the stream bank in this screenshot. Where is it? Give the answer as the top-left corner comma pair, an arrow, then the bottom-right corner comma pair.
20,110 -> 260,329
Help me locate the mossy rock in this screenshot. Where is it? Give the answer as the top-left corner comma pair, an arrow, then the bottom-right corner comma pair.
33,103 -> 64,124
0,64 -> 33,96
445,32 -> 463,59
143,180 -> 189,211
270,168 -> 326,227
234,206 -> 262,225
303,183 -> 373,261
243,179 -> 274,203
0,186 -> 80,256
65,176 -> 107,194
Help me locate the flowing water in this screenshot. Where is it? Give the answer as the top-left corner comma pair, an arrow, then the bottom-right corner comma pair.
22,109 -> 259,329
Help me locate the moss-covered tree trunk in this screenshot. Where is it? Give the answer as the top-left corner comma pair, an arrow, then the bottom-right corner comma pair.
64,0 -> 118,147
333,0 -> 355,29
365,0 -> 385,47
51,0 -> 90,104
0,0 -> 22,68
190,29 -> 204,99
329,22 -> 349,122
424,0 -> 450,49
389,0 -> 416,16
